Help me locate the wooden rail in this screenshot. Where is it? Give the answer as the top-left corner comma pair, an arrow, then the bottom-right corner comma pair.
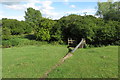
71,38 -> 86,53
68,38 -> 75,45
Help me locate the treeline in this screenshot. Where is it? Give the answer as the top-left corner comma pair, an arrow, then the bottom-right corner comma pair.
2,1 -> 120,47
57,15 -> 120,46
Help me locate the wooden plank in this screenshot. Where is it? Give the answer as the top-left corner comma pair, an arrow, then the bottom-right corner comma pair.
68,40 -> 75,41
71,38 -> 85,53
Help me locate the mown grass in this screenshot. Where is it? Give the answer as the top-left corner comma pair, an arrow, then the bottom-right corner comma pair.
2,45 -> 68,78
48,46 -> 118,78
2,45 -> 118,78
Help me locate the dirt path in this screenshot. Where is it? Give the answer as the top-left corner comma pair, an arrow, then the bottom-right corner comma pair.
39,53 -> 73,80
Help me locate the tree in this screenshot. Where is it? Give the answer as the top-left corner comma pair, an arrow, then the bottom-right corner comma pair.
2,19 -> 23,35
96,1 -> 120,21
24,7 -> 42,27
2,18 -> 32,35
50,20 -> 62,42
57,14 -> 96,44
20,21 -> 32,34
34,18 -> 56,41
24,7 -> 43,34
104,2 -> 120,21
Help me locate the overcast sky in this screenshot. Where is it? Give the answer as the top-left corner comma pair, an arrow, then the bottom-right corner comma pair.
0,0 -> 119,20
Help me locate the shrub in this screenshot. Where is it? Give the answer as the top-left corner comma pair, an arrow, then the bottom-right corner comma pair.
2,40 -> 12,48
2,37 -> 49,48
9,38 -> 20,46
34,18 -> 56,41
114,40 -> 120,46
50,41 -> 59,45
84,44 -> 95,48
2,19 -> 32,35
2,27 -> 11,40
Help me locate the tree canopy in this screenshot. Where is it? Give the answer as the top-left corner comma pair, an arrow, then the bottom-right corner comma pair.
24,7 -> 42,23
2,7 -> 120,46
34,18 -> 56,41
96,1 -> 120,21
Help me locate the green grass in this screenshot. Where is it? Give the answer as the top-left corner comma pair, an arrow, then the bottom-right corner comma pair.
2,45 -> 68,78
2,45 -> 118,78
48,46 -> 118,78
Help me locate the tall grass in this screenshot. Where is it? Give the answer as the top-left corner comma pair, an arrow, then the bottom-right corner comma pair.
2,38 -> 48,48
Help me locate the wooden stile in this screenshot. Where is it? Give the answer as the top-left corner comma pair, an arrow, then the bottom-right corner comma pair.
69,38 -> 86,53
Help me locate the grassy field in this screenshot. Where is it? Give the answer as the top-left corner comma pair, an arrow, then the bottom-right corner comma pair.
2,45 -> 118,78
2,45 -> 68,78
48,46 -> 118,78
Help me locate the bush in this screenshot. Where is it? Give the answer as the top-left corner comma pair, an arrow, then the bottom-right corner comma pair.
58,40 -> 64,44
2,37 -> 49,48
2,38 -> 20,48
2,40 -> 12,48
2,27 -> 11,40
35,28 -> 50,41
84,44 -> 95,48
34,18 -> 56,41
114,40 -> 120,46
2,19 -> 32,35
50,41 -> 59,45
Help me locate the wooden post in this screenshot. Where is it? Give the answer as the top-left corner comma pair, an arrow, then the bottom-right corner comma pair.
68,38 -> 69,45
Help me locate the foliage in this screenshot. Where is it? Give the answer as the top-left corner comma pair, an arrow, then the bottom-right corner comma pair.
96,1 -> 120,21
0,20 -> 2,27
50,20 -> 62,42
58,15 -> 96,43
56,14 -> 120,46
20,21 -> 32,34
50,41 -> 60,45
2,27 -> 11,40
2,18 -> 32,35
2,7 -> 120,46
35,18 -> 56,41
0,25 -> 1,47
2,40 -> 12,48
24,7 -> 42,30
93,20 -> 120,46
2,37 -> 48,48
24,7 -> 42,23
35,27 -> 51,41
